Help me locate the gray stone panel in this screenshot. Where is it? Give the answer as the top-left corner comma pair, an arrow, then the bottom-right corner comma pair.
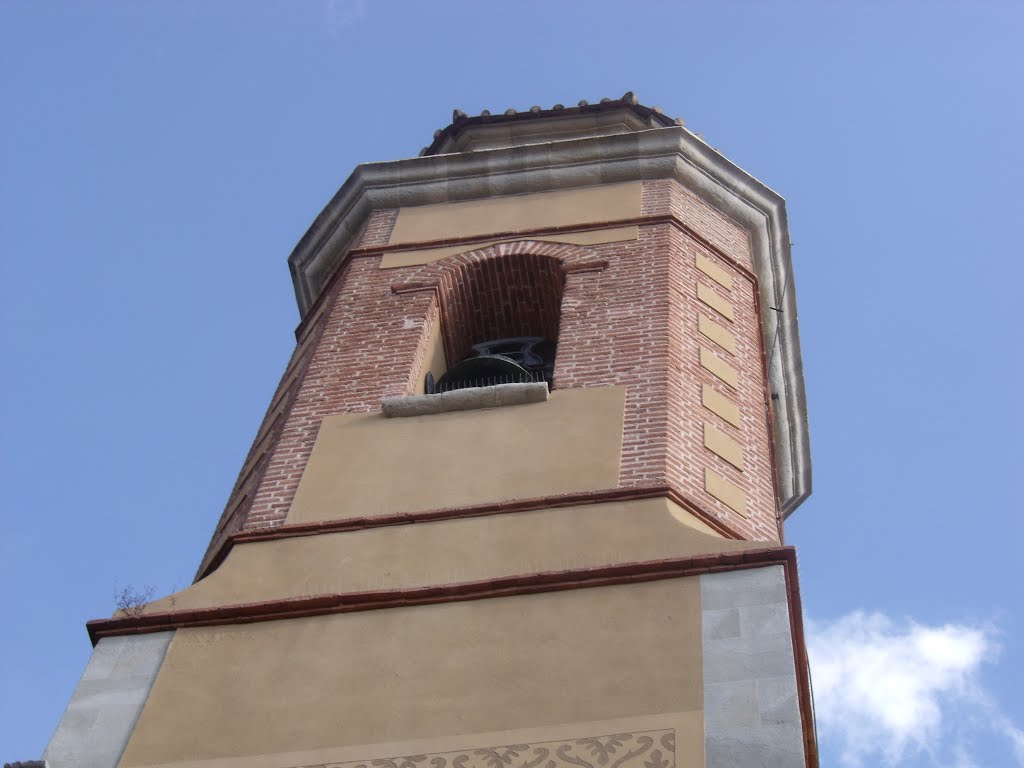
701,567 -> 804,767
700,566 -> 788,611
43,631 -> 173,768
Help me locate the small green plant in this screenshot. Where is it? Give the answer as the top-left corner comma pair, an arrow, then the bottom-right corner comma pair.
114,585 -> 154,618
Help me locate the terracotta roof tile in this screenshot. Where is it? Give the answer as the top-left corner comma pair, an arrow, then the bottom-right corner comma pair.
421,91 -> 684,157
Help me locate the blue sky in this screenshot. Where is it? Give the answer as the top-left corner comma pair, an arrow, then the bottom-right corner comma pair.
1,2 -> 1022,765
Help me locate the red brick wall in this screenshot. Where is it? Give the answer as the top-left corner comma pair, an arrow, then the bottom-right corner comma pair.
436,250 -> 564,364
663,226 -> 778,541
197,180 -> 779,577
643,179 -> 752,268
355,208 -> 399,248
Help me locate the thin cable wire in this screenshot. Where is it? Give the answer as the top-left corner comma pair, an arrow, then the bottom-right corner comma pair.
766,248 -> 794,376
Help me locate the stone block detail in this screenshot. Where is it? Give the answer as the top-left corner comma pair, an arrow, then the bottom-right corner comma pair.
698,314 -> 736,355
704,422 -> 744,470
696,284 -> 734,322
699,347 -> 739,389
701,567 -> 805,767
701,385 -> 741,428
696,253 -> 733,290
43,632 -> 173,768
704,469 -> 747,516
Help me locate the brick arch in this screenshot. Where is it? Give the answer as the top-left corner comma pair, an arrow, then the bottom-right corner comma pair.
396,239 -> 608,285
391,240 -> 608,367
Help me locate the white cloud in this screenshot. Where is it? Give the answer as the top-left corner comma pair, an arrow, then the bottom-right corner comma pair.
807,611 -> 1022,767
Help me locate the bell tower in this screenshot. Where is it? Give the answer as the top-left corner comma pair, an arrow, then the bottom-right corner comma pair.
43,93 -> 815,768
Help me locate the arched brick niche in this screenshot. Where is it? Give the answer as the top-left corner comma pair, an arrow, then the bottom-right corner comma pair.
392,240 -> 608,387
442,252 -> 563,365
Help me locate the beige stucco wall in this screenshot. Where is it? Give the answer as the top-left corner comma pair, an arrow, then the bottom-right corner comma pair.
143,497 -> 769,615
117,713 -> 700,768
119,579 -> 704,767
386,182 -> 642,247
286,386 -> 627,525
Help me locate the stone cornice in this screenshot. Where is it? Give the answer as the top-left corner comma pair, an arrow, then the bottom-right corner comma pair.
286,127 -> 811,516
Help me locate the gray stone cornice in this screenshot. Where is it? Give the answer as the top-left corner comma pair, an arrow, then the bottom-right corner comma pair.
286,127 -> 811,517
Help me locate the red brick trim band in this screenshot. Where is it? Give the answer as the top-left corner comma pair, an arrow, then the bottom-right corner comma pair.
89,547 -> 789,643
782,548 -> 819,768
197,485 -> 745,579
86,547 -> 817,767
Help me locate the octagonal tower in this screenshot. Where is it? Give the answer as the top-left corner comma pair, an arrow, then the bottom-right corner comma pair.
44,93 -> 816,768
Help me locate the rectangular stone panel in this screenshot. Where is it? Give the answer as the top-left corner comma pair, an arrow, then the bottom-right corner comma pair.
695,284 -> 735,322
701,385 -> 742,428
43,632 -> 173,768
703,422 -> 744,470
700,566 -> 805,767
695,253 -> 733,290
704,468 -> 747,516
698,314 -> 736,355
699,347 -> 739,389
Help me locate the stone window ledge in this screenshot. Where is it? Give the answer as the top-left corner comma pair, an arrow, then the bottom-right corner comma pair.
381,382 -> 548,418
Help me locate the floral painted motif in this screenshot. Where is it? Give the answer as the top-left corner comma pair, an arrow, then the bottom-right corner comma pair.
293,730 -> 675,768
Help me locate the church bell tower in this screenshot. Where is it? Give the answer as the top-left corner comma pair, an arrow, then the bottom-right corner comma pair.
43,93 -> 815,768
